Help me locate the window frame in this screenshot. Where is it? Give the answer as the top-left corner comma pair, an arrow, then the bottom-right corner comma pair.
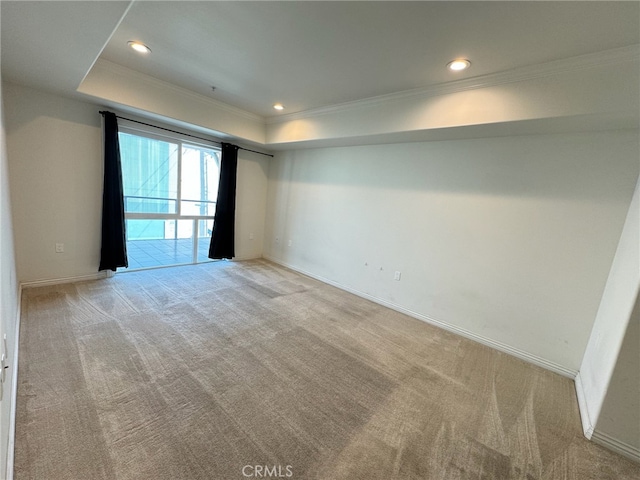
118,124 -> 221,222
116,122 -> 222,270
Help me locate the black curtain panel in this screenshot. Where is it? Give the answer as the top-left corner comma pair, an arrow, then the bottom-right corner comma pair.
98,111 -> 128,271
209,142 -> 239,260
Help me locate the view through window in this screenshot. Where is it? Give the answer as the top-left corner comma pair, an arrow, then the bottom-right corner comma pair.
117,128 -> 220,271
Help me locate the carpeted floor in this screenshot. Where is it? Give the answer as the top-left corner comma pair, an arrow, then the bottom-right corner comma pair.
14,259 -> 640,479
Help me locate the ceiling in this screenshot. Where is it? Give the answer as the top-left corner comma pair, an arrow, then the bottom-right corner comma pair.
2,1 -> 639,119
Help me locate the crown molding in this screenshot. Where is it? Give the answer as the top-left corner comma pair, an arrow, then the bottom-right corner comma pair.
85,59 -> 265,123
266,44 -> 640,125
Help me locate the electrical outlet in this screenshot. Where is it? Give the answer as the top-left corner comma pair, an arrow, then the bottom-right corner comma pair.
55,243 -> 64,253
394,271 -> 402,281
249,232 -> 254,240
288,239 -> 292,247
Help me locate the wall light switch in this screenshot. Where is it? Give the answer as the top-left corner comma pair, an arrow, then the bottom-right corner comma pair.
394,271 -> 402,281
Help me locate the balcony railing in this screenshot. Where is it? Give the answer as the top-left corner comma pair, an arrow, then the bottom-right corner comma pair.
118,196 -> 216,272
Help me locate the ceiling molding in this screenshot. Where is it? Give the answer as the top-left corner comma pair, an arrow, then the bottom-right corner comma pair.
83,59 -> 265,123
267,45 -> 640,125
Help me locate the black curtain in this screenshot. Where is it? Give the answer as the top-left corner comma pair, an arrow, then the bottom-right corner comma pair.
209,142 -> 239,260
98,112 -> 128,271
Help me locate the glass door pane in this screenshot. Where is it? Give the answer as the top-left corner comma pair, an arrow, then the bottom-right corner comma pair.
119,133 -> 179,214
197,219 -> 214,263
121,219 -> 195,270
181,145 -> 219,216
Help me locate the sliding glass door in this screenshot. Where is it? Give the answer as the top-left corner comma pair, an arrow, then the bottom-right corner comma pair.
117,128 -> 220,271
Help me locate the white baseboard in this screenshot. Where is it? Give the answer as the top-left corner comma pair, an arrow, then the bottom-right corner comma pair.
6,285 -> 22,480
574,372 -> 594,439
574,374 -> 640,463
20,271 -> 108,289
263,255 -> 578,379
592,430 -> 640,464
232,254 -> 263,262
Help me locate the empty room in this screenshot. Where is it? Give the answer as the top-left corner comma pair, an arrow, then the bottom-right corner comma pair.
0,1 -> 638,479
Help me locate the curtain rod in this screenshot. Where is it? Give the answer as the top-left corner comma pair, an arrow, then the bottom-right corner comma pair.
99,111 -> 273,158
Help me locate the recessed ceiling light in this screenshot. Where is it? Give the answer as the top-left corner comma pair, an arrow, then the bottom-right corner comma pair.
447,59 -> 471,72
273,103 -> 285,111
127,41 -> 151,54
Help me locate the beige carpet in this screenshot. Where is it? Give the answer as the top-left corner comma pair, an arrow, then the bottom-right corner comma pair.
14,259 -> 640,479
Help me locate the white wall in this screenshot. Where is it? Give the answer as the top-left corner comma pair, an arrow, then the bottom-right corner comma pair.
235,149 -> 270,260
264,131 -> 639,373
5,83 -> 104,283
4,82 -> 269,284
594,292 -> 640,459
577,173 -> 640,445
0,79 -> 20,478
